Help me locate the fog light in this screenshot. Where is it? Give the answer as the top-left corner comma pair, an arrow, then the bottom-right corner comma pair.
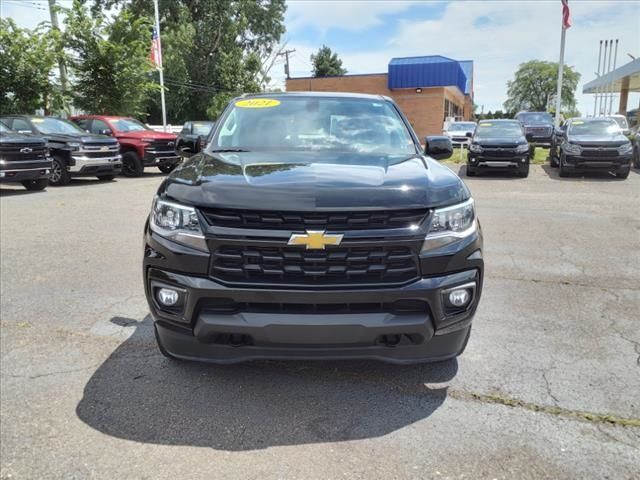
157,288 -> 179,306
448,289 -> 471,308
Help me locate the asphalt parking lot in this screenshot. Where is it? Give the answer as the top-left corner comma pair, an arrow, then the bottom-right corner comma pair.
1,164 -> 639,479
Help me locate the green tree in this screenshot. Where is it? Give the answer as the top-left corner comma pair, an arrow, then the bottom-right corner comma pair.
0,18 -> 62,114
311,45 -> 347,77
64,1 -> 157,116
88,0 -> 286,122
504,60 -> 580,113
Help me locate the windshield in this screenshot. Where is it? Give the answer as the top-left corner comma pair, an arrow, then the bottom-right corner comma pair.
111,118 -> 150,132
517,112 -> 553,124
448,123 -> 476,131
193,122 -> 213,136
213,96 -> 417,155
607,116 -> 629,130
474,122 -> 523,138
569,120 -> 620,135
0,122 -> 10,133
32,117 -> 85,135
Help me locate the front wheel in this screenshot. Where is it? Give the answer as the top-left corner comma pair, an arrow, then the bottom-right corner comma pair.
517,163 -> 530,178
49,157 -> 71,186
466,165 -> 477,177
615,165 -> 630,179
633,147 -> 640,168
97,174 -> 115,181
121,151 -> 144,177
559,153 -> 570,178
21,178 -> 48,191
158,163 -> 177,174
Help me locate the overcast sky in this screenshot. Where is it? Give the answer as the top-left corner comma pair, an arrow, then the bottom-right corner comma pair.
3,0 -> 639,115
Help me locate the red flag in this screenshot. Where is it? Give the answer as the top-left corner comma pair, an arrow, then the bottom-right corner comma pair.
561,0 -> 571,29
150,27 -> 162,69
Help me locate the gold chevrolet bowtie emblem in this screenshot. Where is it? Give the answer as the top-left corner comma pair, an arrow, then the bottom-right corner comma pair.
287,230 -> 344,250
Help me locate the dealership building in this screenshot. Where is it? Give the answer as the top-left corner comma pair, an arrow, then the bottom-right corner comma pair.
286,55 -> 474,139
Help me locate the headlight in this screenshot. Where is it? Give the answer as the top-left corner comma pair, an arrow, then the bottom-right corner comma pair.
564,143 -> 582,155
618,143 -> 633,155
516,143 -> 530,153
149,196 -> 208,252
469,143 -> 482,153
421,198 -> 476,251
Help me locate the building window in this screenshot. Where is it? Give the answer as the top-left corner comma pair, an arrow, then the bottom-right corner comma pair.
444,99 -> 462,120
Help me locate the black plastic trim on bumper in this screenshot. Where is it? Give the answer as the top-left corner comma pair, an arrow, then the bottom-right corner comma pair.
71,163 -> 122,177
564,154 -> 632,169
143,153 -> 181,166
0,168 -> 50,182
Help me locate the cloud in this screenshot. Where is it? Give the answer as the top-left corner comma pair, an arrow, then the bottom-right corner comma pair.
280,0 -> 640,115
285,0 -> 420,34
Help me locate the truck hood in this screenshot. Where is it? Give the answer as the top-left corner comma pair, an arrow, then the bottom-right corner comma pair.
569,134 -> 629,146
163,151 -> 469,210
474,136 -> 527,147
115,130 -> 176,140
38,132 -> 117,145
0,132 -> 46,145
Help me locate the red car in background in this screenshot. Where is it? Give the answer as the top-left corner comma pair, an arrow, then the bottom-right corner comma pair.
71,115 -> 181,176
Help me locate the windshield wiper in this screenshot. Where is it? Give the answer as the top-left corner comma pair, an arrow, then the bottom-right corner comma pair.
209,148 -> 251,153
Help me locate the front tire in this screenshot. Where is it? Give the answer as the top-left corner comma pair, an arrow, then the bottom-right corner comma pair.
615,164 -> 630,179
559,153 -> 570,178
633,147 -> 640,168
121,151 -> 144,177
466,165 -> 477,177
21,178 -> 48,191
49,157 -> 71,186
517,163 -> 530,178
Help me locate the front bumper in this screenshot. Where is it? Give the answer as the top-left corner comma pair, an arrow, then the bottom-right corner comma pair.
69,154 -> 122,175
143,224 -> 484,364
143,150 -> 181,166
564,153 -> 632,170
468,152 -> 529,169
0,164 -> 51,183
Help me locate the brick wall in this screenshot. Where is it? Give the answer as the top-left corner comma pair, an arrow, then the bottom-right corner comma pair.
286,74 -> 470,139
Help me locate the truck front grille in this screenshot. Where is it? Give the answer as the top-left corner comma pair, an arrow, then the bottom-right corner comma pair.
481,147 -> 518,157
0,143 -> 47,162
201,208 -> 428,231
210,244 -> 419,286
580,148 -> 618,158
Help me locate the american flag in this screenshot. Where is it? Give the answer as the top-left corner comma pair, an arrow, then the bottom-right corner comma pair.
561,0 -> 571,29
150,26 -> 162,69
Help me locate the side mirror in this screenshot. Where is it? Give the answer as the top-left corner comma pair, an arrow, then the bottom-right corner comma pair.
424,135 -> 453,160
465,132 -> 472,138
100,129 -> 113,136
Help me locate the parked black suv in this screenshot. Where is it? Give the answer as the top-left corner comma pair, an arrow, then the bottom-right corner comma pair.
550,117 -> 633,179
176,121 -> 215,155
143,92 -> 484,364
0,121 -> 51,190
515,111 -> 554,147
0,115 -> 121,185
467,119 -> 530,177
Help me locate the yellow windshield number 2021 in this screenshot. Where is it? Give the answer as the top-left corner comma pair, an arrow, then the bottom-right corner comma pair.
235,98 -> 281,109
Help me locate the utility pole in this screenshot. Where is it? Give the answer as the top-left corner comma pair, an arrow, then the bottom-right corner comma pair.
47,0 -> 68,113
152,0 -> 167,131
278,49 -> 296,79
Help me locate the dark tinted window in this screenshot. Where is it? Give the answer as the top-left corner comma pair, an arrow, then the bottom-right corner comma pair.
475,122 -> 523,138
568,120 -> 619,135
11,118 -> 34,133
517,112 -> 553,124
90,119 -> 110,134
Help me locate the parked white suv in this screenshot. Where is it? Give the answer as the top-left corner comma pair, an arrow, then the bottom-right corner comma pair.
443,121 -> 477,147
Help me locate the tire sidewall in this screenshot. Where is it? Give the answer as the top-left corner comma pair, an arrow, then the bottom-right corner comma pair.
122,151 -> 144,177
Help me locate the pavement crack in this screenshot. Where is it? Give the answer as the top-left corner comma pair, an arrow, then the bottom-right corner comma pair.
541,371 -> 560,406
447,388 -> 640,428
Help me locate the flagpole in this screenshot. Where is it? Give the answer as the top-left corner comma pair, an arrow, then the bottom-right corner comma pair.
153,0 -> 167,132
554,18 -> 566,127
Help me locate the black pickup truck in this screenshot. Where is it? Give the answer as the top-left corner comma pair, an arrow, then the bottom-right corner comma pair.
0,115 -> 121,185
551,117 -> 633,179
515,111 -> 554,147
143,92 -> 484,364
176,121 -> 215,155
0,121 -> 51,190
